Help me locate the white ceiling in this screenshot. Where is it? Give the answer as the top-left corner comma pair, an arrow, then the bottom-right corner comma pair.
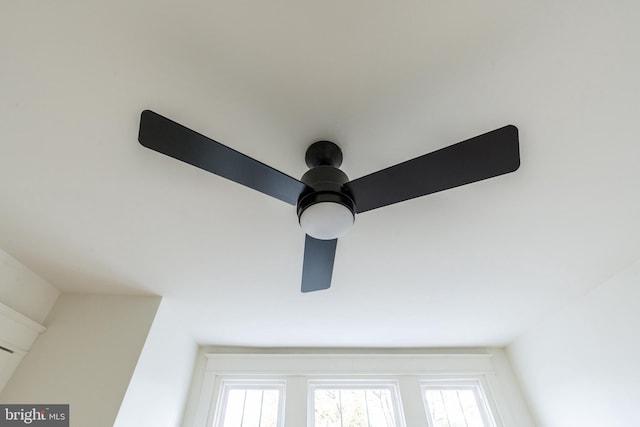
1,0 -> 639,347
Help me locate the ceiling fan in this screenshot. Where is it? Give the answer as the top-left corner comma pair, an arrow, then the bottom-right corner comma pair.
138,110 -> 520,293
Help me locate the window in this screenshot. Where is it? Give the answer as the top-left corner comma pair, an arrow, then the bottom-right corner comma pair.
310,381 -> 404,427
195,352 -> 528,427
421,379 -> 497,427
213,380 -> 286,427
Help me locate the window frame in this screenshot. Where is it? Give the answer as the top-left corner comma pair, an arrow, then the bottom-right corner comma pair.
210,377 -> 287,427
307,378 -> 406,427
420,376 -> 501,427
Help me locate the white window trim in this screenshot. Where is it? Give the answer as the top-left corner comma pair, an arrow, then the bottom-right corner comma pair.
188,350 -> 532,427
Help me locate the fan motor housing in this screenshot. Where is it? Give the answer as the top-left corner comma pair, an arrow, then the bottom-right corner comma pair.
297,142 -> 356,220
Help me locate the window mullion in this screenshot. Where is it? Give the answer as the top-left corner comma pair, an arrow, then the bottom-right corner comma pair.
364,389 -> 372,427
338,389 -> 344,427
258,390 -> 264,427
440,390 -> 453,427
457,390 -> 469,427
283,376 -> 306,427
397,376 -> 429,427
239,390 -> 248,427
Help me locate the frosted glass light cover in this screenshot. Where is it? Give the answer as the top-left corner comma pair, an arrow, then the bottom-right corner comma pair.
299,202 -> 354,240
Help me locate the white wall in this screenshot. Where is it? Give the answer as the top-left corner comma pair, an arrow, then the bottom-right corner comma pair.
507,259 -> 640,426
0,248 -> 59,323
0,294 -> 161,427
114,299 -> 198,427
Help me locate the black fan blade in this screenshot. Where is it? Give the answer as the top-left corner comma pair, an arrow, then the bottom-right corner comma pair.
138,110 -> 310,205
345,125 -> 520,213
301,235 -> 337,293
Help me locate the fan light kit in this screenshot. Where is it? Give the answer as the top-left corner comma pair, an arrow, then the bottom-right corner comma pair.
299,202 -> 354,240
138,110 -> 520,293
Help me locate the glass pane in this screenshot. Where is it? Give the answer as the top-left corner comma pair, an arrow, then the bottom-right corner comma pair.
314,388 -> 397,427
366,389 -> 397,427
220,388 -> 280,427
457,390 -> 484,426
223,390 -> 246,427
260,390 -> 280,427
341,389 -> 367,427
424,389 -> 487,427
241,390 -> 262,427
314,389 -> 342,427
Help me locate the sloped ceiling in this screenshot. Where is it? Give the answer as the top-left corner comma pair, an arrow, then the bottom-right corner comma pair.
1,0 -> 639,346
